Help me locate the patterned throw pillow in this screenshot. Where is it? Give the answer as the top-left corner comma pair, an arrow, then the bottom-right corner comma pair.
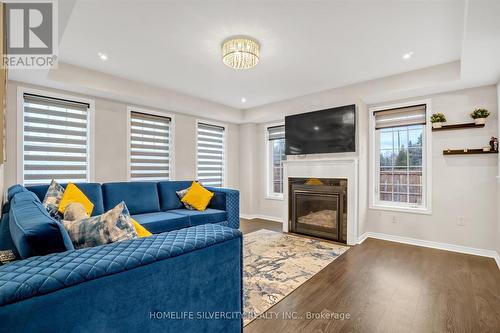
42,179 -> 65,220
63,202 -> 89,222
176,188 -> 195,210
63,202 -> 138,249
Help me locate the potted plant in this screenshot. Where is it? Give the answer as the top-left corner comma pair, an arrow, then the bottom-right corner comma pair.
470,108 -> 490,125
430,113 -> 446,128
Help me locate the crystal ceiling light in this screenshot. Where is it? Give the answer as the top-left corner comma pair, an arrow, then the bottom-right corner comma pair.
222,37 -> 260,70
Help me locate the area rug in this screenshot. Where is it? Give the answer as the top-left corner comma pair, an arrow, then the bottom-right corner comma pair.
243,229 -> 349,325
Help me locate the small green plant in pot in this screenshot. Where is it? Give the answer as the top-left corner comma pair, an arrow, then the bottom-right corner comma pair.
470,108 -> 490,125
430,113 -> 447,128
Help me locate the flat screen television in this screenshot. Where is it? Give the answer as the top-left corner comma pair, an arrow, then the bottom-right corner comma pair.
285,104 -> 356,155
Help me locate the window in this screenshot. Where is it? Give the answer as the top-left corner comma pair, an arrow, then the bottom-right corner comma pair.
267,125 -> 285,197
197,122 -> 225,187
372,104 -> 429,211
129,111 -> 171,181
21,93 -> 91,185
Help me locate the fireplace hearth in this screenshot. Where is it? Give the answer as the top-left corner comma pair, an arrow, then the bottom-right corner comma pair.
289,178 -> 347,243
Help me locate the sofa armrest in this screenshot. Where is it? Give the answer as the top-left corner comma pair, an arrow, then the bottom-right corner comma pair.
206,187 -> 240,229
0,224 -> 241,306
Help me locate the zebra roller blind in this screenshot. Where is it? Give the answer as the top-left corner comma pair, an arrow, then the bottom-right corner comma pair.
374,104 -> 426,129
129,111 -> 171,181
22,93 -> 90,185
197,122 -> 225,187
267,125 -> 285,141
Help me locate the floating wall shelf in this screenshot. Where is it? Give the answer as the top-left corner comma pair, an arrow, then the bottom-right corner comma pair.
432,123 -> 485,131
443,149 -> 498,156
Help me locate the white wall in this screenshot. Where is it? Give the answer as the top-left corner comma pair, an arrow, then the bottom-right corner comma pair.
243,62 -> 463,123
366,86 -> 498,251
241,84 -> 498,252
239,124 -> 258,216
3,81 -> 240,190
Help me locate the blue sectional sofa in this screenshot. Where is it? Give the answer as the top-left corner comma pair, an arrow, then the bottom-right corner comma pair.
28,180 -> 240,235
0,181 -> 242,333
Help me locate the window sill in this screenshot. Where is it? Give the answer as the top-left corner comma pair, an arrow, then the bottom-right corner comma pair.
265,195 -> 284,201
369,204 -> 432,215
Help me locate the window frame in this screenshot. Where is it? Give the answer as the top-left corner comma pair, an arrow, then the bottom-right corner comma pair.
265,122 -> 285,200
369,99 -> 432,215
16,86 -> 95,185
195,119 -> 227,188
126,106 -> 175,181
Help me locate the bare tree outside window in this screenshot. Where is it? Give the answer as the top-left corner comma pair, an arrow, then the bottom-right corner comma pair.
379,125 -> 423,204
272,139 -> 286,193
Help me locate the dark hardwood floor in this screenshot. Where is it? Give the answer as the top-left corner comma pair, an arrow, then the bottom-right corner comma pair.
240,217 -> 283,234
240,218 -> 500,333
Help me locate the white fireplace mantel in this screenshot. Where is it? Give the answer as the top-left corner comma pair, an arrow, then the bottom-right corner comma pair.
283,157 -> 359,245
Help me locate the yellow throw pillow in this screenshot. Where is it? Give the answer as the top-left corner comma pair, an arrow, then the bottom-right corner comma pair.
181,181 -> 214,211
305,178 -> 324,186
130,218 -> 152,238
58,183 -> 94,216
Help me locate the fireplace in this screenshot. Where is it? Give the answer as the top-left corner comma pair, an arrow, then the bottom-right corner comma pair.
289,178 -> 347,243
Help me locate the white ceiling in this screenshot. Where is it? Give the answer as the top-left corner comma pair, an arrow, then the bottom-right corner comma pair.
58,0 -> 465,109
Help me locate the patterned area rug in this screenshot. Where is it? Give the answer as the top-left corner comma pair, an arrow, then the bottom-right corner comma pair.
243,229 -> 349,325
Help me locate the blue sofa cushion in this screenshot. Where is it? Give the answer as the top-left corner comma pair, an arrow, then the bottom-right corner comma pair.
157,180 -> 193,211
102,182 -> 160,215
168,208 -> 227,226
132,212 -> 190,234
9,192 -> 74,259
27,183 -> 105,216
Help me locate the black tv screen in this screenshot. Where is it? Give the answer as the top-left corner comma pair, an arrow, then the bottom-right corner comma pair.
285,104 -> 356,155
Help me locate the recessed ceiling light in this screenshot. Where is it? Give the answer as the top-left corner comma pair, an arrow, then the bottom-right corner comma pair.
98,52 -> 108,61
241,97 -> 246,103
402,51 -> 414,60
313,126 -> 320,131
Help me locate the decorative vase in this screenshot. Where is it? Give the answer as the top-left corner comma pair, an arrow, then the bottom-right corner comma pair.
432,122 -> 443,129
475,118 -> 486,125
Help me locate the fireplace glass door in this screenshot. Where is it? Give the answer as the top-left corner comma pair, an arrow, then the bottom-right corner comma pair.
289,178 -> 347,243
296,192 -> 339,231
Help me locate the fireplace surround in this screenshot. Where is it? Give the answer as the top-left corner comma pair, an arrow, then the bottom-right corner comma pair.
283,158 -> 358,245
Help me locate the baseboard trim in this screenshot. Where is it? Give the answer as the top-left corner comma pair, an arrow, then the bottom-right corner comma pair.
494,252 -> 500,270
357,232 -> 370,244
358,232 -> 500,270
240,214 -> 283,223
